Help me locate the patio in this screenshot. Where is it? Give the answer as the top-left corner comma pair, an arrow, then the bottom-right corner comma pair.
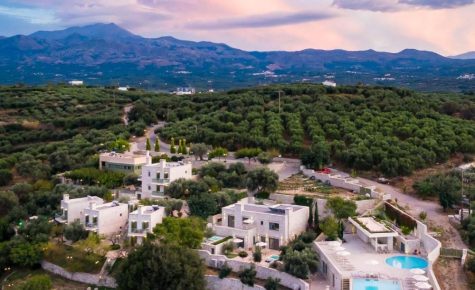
316,234 -> 424,284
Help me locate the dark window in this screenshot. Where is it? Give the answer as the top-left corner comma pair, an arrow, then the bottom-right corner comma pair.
269,222 -> 280,231
260,221 -> 264,225
228,215 -> 235,228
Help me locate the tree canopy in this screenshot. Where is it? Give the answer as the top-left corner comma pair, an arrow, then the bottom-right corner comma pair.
152,217 -> 204,249
116,242 -> 205,290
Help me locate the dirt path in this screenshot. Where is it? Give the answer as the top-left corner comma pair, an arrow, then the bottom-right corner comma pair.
122,104 -> 133,125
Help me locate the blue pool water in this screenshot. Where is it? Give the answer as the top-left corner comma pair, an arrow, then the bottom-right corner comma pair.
352,278 -> 401,290
385,255 -> 428,269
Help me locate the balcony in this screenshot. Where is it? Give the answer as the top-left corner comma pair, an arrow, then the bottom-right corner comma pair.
85,223 -> 98,231
151,178 -> 170,184
151,191 -> 165,197
129,228 -> 148,236
54,213 -> 67,223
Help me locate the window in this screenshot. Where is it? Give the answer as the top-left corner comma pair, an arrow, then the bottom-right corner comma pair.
164,173 -> 169,179
148,185 -> 151,190
92,216 -> 97,224
228,215 -> 235,228
269,222 -> 280,231
142,222 -> 149,230
156,173 -> 161,179
85,215 -> 89,223
131,221 -> 137,230
120,213 -> 122,217
260,221 -> 263,226
148,171 -> 150,177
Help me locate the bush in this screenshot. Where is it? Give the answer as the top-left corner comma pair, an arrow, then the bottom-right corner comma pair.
219,262 -> 232,279
110,244 -> 121,250
20,274 -> 52,290
222,242 -> 235,256
238,251 -> 248,258
401,225 -> 412,236
419,211 -> 427,221
253,247 -> 262,262
64,221 -> 88,242
264,277 -> 281,290
0,169 -> 12,186
255,191 -> 270,199
239,265 -> 256,286
466,257 -> 475,273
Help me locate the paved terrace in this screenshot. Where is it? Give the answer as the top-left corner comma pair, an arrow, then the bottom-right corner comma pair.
316,234 -> 419,285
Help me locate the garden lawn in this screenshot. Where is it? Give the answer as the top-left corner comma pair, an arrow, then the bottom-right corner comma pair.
43,243 -> 106,273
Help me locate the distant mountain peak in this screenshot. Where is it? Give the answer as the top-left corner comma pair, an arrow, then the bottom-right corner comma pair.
30,22 -> 140,41
451,51 -> 475,60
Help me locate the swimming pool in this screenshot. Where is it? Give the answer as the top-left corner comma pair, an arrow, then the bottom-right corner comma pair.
385,255 -> 428,269
265,255 -> 280,263
352,278 -> 401,290
207,235 -> 225,243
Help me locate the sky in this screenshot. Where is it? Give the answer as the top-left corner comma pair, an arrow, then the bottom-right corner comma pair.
0,0 -> 474,56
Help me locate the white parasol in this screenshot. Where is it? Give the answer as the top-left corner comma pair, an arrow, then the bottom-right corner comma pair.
415,282 -> 432,289
410,268 -> 426,275
412,275 -> 429,282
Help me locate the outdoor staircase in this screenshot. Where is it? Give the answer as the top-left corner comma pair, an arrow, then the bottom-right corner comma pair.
341,278 -> 350,290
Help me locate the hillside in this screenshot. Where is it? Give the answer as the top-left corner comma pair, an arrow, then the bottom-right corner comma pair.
153,84 -> 475,177
0,23 -> 475,92
0,84 -> 474,182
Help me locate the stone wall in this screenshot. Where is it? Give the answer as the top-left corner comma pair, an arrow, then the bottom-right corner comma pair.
41,261 -> 117,288
205,275 -> 265,290
198,250 -> 309,290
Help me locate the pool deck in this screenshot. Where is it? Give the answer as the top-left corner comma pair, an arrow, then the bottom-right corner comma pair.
316,234 -> 426,288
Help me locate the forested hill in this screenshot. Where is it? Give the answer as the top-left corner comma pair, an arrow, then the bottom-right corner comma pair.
0,84 -> 474,181
153,84 -> 475,177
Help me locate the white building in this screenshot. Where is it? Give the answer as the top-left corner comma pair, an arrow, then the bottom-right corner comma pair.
174,87 -> 195,95
128,205 -> 165,244
55,194 -> 104,224
209,201 -> 309,250
322,80 -> 337,87
83,201 -> 129,236
99,152 -> 147,174
68,80 -> 84,86
141,158 -> 192,199
118,86 -> 130,91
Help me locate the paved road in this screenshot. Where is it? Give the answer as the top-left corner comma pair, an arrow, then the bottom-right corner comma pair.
131,122 -> 170,154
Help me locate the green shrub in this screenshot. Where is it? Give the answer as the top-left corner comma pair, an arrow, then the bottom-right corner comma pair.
255,191 -> 270,199
238,251 -> 248,258
401,225 -> 412,236
253,247 -> 262,262
419,211 -> 427,221
218,262 -> 232,279
239,265 -> 256,286
20,274 -> 52,290
110,244 -> 121,250
264,277 -> 281,290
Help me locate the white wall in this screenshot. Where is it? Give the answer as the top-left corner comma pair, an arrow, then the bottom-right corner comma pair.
205,275 -> 265,290
198,250 -> 309,290
62,196 -> 104,224
141,160 -> 192,198
84,203 -> 128,236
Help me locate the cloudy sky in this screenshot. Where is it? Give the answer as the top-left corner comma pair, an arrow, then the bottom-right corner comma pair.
0,0 -> 474,55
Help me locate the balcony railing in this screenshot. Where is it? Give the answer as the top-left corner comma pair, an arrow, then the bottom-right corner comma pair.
152,178 -> 170,184
85,223 -> 98,229
54,213 -> 67,222
130,228 -> 148,234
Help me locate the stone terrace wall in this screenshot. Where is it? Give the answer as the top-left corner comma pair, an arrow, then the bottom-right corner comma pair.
205,275 -> 265,290
198,250 -> 309,290
41,261 -> 117,288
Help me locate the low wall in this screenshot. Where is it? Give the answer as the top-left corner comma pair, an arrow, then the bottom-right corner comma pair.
198,250 -> 309,290
301,168 -> 383,199
205,275 -> 265,290
41,261 -> 117,288
416,220 -> 442,290
270,193 -> 295,204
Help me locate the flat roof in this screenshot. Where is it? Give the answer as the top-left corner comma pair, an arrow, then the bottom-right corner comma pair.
225,203 -> 305,215
64,196 -> 103,204
93,201 -> 127,210
130,205 -> 164,215
357,217 -> 392,233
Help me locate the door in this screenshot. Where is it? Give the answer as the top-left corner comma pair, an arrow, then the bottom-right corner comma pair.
268,237 -> 280,250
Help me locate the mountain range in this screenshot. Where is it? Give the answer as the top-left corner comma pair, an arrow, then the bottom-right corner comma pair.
0,23 -> 474,92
